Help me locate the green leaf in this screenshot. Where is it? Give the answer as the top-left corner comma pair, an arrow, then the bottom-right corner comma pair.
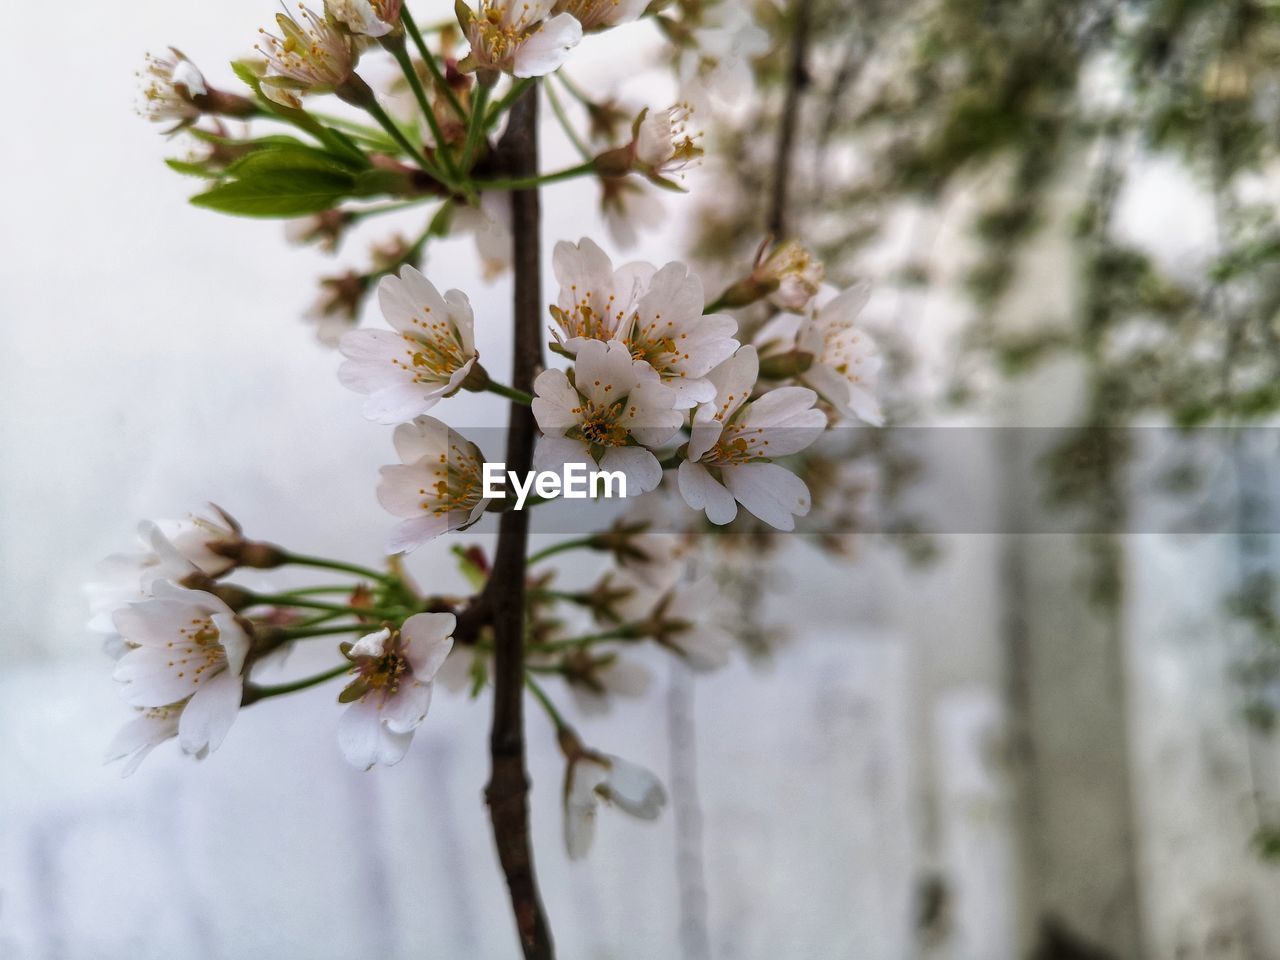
190,168 -> 356,217
228,58 -> 369,169
352,167 -> 411,198
164,158 -> 221,179
225,144 -> 361,178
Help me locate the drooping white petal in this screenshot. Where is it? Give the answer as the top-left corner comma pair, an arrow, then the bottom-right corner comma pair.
598,445 -> 663,495
380,680 -> 433,735
563,755 -> 609,859
601,756 -> 666,818
105,708 -> 181,777
401,612 -> 456,679
512,12 -> 582,76
387,514 -> 452,553
722,461 -> 813,531
338,696 -> 414,770
533,434 -> 594,476
177,668 -> 242,755
677,460 -> 738,525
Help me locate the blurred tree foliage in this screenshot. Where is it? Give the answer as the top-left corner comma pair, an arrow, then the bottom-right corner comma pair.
690,0 -> 1280,854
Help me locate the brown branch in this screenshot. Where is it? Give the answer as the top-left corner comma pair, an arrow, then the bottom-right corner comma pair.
767,0 -> 815,238
482,84 -> 556,960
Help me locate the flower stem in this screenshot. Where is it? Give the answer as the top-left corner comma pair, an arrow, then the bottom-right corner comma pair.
544,80 -> 592,161
486,78 -> 535,129
276,551 -> 391,582
249,594 -> 404,620
526,538 -> 597,565
485,381 -> 535,405
272,585 -> 366,597
279,623 -> 370,640
402,7 -> 467,123
474,160 -> 597,192
339,73 -> 441,179
525,675 -> 567,732
243,663 -> 350,703
461,81 -> 493,172
348,197 -> 436,222
385,36 -> 460,184
555,71 -> 592,106
533,628 -> 641,652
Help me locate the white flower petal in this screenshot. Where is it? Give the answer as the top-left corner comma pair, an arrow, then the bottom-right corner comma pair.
177,668 -> 242,756
602,756 -> 665,819
722,461 -> 812,531
512,12 -> 582,76
677,460 -> 738,525
598,446 -> 663,495
402,612 -> 456,679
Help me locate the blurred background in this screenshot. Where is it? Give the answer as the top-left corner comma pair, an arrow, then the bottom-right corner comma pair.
3,0 -> 1280,957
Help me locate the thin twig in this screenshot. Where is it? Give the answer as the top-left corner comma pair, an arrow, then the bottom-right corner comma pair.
767,0 -> 815,237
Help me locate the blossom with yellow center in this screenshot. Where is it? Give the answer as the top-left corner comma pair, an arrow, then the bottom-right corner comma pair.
532,339 -> 682,496
632,103 -> 704,186
337,614 -> 455,770
111,582 -> 250,759
754,282 -> 884,426
338,265 -> 479,424
255,4 -> 358,107
137,48 -> 207,125
377,416 -> 491,553
457,0 -> 583,78
678,346 -> 827,530
549,238 -> 739,408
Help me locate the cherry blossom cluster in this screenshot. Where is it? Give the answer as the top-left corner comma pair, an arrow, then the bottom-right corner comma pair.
114,0 -> 885,863
347,236 -> 881,544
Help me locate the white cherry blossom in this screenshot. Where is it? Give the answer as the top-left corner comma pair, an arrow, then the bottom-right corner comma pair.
633,103 -> 704,185
678,346 -> 827,530
752,239 -> 825,311
377,416 -> 490,553
338,614 -> 455,770
111,582 -> 250,759
532,339 -> 682,496
549,237 -> 651,345
138,49 -> 207,124
458,0 -> 583,78
105,705 -> 183,777
563,749 -> 666,859
755,283 -> 884,426
255,6 -> 358,107
339,265 -> 479,424
553,0 -> 649,32
550,239 -> 739,407
86,507 -> 241,634
680,2 -> 770,108
326,0 -> 402,37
